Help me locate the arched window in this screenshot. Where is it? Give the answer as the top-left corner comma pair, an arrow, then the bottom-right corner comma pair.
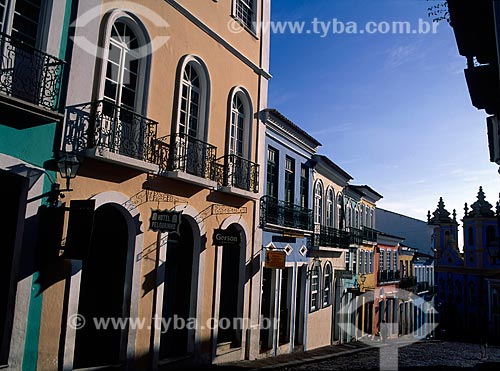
230,94 -> 245,156
176,56 -> 210,141
314,181 -> 323,225
228,87 -> 253,159
326,188 -> 334,227
99,13 -> 151,159
323,263 -> 332,307
104,21 -> 142,111
336,193 -> 343,229
310,261 -> 321,312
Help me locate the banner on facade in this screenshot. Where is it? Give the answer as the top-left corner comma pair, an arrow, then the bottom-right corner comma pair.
265,250 -> 286,269
149,209 -> 182,233
212,228 -> 241,246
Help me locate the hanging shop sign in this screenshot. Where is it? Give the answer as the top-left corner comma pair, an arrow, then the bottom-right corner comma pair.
265,249 -> 286,269
212,228 -> 241,246
149,209 -> 182,233
334,269 -> 353,279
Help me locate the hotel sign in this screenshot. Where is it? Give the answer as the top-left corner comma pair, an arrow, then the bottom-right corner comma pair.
213,228 -> 241,246
265,250 -> 286,269
149,209 -> 182,233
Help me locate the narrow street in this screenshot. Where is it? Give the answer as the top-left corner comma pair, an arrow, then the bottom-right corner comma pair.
283,341 -> 500,370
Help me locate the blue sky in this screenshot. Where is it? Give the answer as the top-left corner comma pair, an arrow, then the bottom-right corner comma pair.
268,0 -> 500,230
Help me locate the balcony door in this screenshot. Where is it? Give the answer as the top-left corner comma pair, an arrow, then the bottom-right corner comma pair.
177,63 -> 206,176
229,94 -> 249,189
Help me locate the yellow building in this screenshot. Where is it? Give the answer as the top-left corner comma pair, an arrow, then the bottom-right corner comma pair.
307,155 -> 353,349
36,1 -> 271,369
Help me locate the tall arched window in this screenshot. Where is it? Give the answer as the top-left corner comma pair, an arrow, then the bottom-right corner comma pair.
310,261 -> 321,312
326,188 -> 334,228
227,87 -> 253,159
336,193 -> 343,229
176,56 -> 210,141
102,16 -> 150,114
468,227 -> 474,246
99,13 -> 151,159
314,182 -> 323,225
323,263 -> 332,307
179,63 -> 201,138
230,94 -> 245,156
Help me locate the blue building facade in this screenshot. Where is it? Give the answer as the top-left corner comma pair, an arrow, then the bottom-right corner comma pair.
258,109 -> 320,356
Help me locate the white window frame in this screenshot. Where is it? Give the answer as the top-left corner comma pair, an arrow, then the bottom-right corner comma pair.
97,10 -> 152,117
228,87 -> 253,160
322,262 -> 332,307
310,262 -> 321,312
326,188 -> 334,228
314,181 -> 323,225
176,55 -> 211,142
232,0 -> 259,35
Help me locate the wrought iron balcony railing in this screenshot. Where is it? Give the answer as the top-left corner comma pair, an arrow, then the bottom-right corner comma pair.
215,154 -> 259,193
313,224 -> 350,249
260,196 -> 313,232
400,276 -> 417,289
346,227 -> 363,245
63,100 -> 158,163
153,133 -> 217,180
0,32 -> 65,111
377,270 -> 401,284
362,226 -> 378,243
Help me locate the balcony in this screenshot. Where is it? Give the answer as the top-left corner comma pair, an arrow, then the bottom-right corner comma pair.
464,64 -> 500,115
347,227 -> 363,245
400,276 -> 417,290
63,100 -> 159,172
313,225 -> 350,249
215,154 -> 259,198
153,133 -> 217,187
362,226 -> 378,243
0,32 -> 65,127
377,270 -> 401,285
260,196 -> 313,233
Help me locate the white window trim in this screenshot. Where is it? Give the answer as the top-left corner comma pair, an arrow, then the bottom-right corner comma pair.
97,10 -> 152,116
228,86 -> 254,160
231,0 -> 260,37
175,55 -> 211,142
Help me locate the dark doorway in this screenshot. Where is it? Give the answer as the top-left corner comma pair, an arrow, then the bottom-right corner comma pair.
217,225 -> 242,348
0,170 -> 27,364
73,204 -> 129,369
260,267 -> 274,352
294,266 -> 306,348
160,216 -> 196,359
279,267 -> 292,345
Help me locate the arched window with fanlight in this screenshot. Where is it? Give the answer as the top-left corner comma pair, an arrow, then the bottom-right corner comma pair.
179,63 -> 202,138
225,87 -> 254,190
326,188 -> 335,228
336,193 -> 343,229
323,262 -> 332,307
98,13 -> 152,160
314,181 -> 323,225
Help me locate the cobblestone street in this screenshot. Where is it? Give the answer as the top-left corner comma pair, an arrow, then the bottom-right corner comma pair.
284,341 -> 500,370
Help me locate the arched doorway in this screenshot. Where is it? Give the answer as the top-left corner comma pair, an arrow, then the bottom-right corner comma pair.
160,215 -> 199,359
73,204 -> 129,369
217,224 -> 245,349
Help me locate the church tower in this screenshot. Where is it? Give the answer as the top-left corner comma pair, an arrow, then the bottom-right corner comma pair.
463,187 -> 499,269
428,197 -> 461,267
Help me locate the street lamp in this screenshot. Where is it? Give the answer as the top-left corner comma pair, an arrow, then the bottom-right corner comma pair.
57,152 -> 80,191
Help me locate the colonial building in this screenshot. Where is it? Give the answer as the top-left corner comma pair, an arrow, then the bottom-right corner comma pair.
308,155 -> 352,349
0,1 -> 72,370
432,188 -> 500,341
258,109 -> 320,356
7,0 -> 272,369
